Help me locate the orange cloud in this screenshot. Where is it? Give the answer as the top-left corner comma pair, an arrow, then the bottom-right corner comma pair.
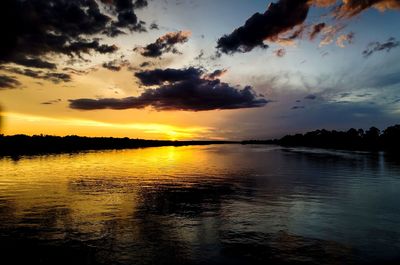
312,0 -> 400,17
336,32 -> 354,48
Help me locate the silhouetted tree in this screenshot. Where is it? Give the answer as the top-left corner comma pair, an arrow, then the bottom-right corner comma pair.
382,125 -> 400,151
243,124 -> 400,153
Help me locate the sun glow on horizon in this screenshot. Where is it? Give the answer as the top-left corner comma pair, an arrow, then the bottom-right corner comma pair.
1,112 -> 216,141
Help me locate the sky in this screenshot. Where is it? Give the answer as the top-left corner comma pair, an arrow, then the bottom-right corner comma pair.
0,0 -> 399,140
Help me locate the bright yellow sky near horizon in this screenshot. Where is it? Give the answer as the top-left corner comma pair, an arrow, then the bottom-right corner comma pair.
0,66 -> 240,140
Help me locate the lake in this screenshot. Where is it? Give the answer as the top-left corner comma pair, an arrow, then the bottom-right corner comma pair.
0,145 -> 399,264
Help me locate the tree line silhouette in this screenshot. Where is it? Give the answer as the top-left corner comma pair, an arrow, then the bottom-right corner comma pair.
0,134 -> 233,156
1,124 -> 400,156
243,124 -> 400,152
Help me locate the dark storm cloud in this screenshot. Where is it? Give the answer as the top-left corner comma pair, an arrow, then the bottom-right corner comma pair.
7,68 -> 42,79
2,67 -> 72,84
0,0 -> 148,69
43,73 -> 72,84
103,25 -> 127,37
69,67 -> 269,111
101,0 -> 147,30
11,58 -> 57,70
134,67 -> 202,86
362,37 -> 400,57
135,31 -> 191,58
0,75 -> 21,89
216,0 -> 310,54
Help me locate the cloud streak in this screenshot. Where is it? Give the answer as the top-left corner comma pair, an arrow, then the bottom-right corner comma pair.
1,67 -> 72,84
0,75 -> 21,89
334,0 -> 400,18
135,31 -> 191,58
102,60 -> 130,71
362,37 -> 400,57
309,23 -> 326,41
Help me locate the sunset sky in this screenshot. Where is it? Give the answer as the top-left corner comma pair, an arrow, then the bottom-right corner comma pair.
0,0 -> 399,140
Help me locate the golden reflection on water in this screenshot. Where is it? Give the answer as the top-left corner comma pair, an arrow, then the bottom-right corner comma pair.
1,145 -> 400,264
0,146 -> 230,236
0,105 -> 3,134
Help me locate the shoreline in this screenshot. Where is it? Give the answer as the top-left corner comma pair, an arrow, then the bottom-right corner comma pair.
0,135 -> 238,157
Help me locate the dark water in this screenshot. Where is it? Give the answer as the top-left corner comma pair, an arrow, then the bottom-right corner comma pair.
0,145 -> 399,264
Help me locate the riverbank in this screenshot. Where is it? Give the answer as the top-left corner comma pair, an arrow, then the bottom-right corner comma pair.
0,135 -> 236,156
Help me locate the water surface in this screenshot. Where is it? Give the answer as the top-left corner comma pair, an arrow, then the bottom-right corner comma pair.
1,145 -> 399,264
